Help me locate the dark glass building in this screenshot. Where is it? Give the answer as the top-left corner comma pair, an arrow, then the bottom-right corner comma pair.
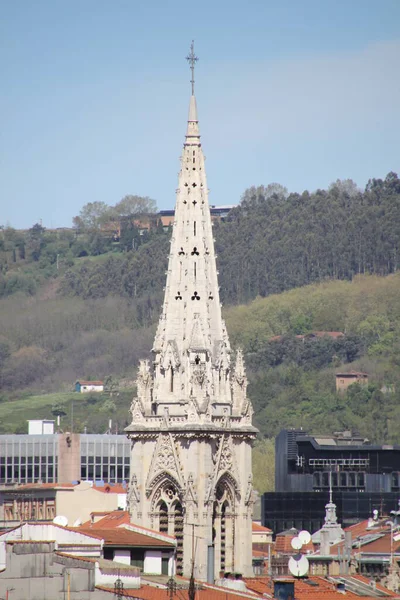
262,429 -> 400,533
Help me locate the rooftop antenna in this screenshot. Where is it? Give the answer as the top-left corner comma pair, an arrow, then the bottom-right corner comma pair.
186,40 -> 198,96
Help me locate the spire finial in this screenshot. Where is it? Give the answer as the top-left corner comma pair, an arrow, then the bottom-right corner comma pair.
186,40 -> 198,96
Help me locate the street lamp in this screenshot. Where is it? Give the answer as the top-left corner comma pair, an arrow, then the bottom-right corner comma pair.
114,575 -> 124,600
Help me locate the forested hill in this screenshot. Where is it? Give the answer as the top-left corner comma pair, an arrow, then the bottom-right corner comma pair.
1,173 -> 400,315
55,172 -> 400,309
224,274 -> 400,444
215,172 -> 400,304
0,173 -> 399,454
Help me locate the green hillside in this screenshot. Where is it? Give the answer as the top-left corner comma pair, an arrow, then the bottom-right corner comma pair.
225,274 -> 400,443
0,390 -> 135,436
1,174 -> 400,492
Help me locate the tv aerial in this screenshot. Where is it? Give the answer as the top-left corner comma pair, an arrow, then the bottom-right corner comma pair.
298,530 -> 311,545
288,529 -> 310,578
291,537 -> 302,550
53,515 -> 68,527
288,554 -> 309,578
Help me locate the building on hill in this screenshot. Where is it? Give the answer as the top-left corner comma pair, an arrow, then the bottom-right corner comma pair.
262,429 -> 400,533
269,331 -> 344,342
76,380 -> 104,393
336,371 -> 369,393
125,44 -> 257,581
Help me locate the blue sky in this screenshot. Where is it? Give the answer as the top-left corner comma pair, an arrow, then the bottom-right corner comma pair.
1,0 -> 400,228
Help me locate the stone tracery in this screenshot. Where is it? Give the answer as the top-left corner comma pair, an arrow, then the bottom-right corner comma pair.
126,46 -> 257,581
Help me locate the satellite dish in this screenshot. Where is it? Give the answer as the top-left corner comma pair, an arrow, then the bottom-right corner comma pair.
53,515 -> 68,527
298,530 -> 311,545
73,518 -> 82,527
291,537 -> 303,550
288,554 -> 309,578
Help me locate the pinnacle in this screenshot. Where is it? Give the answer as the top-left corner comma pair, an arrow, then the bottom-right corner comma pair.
188,95 -> 198,122
186,95 -> 200,139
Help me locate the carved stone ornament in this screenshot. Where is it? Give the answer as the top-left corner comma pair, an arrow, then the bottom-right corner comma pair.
184,472 -> 198,505
130,399 -> 145,423
245,473 -> 254,506
213,435 -> 240,491
162,340 -> 181,369
127,474 -> 141,511
204,473 -> 215,505
136,359 -> 153,405
146,433 -> 184,494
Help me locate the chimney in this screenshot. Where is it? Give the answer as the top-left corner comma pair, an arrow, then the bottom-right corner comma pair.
273,580 -> 295,600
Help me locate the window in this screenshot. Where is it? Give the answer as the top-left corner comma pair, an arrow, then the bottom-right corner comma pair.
103,548 -> 114,561
131,550 -> 144,570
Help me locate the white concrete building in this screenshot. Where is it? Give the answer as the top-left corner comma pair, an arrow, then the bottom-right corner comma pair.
126,43 -> 257,582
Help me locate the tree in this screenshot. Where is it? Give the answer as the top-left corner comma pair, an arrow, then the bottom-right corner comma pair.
73,201 -> 111,230
26,223 -> 46,261
328,179 -> 360,197
51,404 -> 67,417
114,195 -> 157,216
252,438 -> 275,493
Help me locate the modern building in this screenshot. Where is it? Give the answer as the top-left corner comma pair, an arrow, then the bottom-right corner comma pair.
126,44 -> 257,581
0,432 -> 131,485
262,429 -> 400,533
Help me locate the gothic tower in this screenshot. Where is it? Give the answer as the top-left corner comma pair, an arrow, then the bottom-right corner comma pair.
126,43 -> 257,581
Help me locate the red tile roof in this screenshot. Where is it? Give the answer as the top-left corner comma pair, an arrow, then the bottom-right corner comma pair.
336,370 -> 368,377
97,583 -> 259,599
9,483 -> 76,490
344,519 -> 388,539
342,574 -> 400,597
92,484 -> 127,494
245,576 -> 378,599
357,532 -> 400,554
78,527 -> 175,548
85,510 -> 131,528
275,530 -> 314,554
252,523 -> 272,533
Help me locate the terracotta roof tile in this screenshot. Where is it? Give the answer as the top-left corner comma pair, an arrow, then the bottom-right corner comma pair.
340,575 -> 400,597
79,527 -> 175,548
245,576 -> 378,599
84,510 -> 131,528
92,484 -> 127,494
252,523 -> 272,533
97,583 -> 259,598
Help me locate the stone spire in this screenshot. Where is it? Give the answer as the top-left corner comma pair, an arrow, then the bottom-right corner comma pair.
126,45 -> 256,582
148,75 -> 235,420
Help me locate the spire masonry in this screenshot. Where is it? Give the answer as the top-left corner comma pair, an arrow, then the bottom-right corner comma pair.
126,43 -> 257,581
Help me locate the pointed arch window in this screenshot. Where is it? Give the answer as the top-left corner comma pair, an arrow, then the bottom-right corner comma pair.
212,478 -> 235,575
153,482 -> 184,576
159,501 -> 168,534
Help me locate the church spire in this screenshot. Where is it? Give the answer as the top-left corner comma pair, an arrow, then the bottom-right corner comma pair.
150,42 -> 233,415
126,45 -> 256,582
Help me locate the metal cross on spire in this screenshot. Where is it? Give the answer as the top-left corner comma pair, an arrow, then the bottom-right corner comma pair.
186,40 -> 198,96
